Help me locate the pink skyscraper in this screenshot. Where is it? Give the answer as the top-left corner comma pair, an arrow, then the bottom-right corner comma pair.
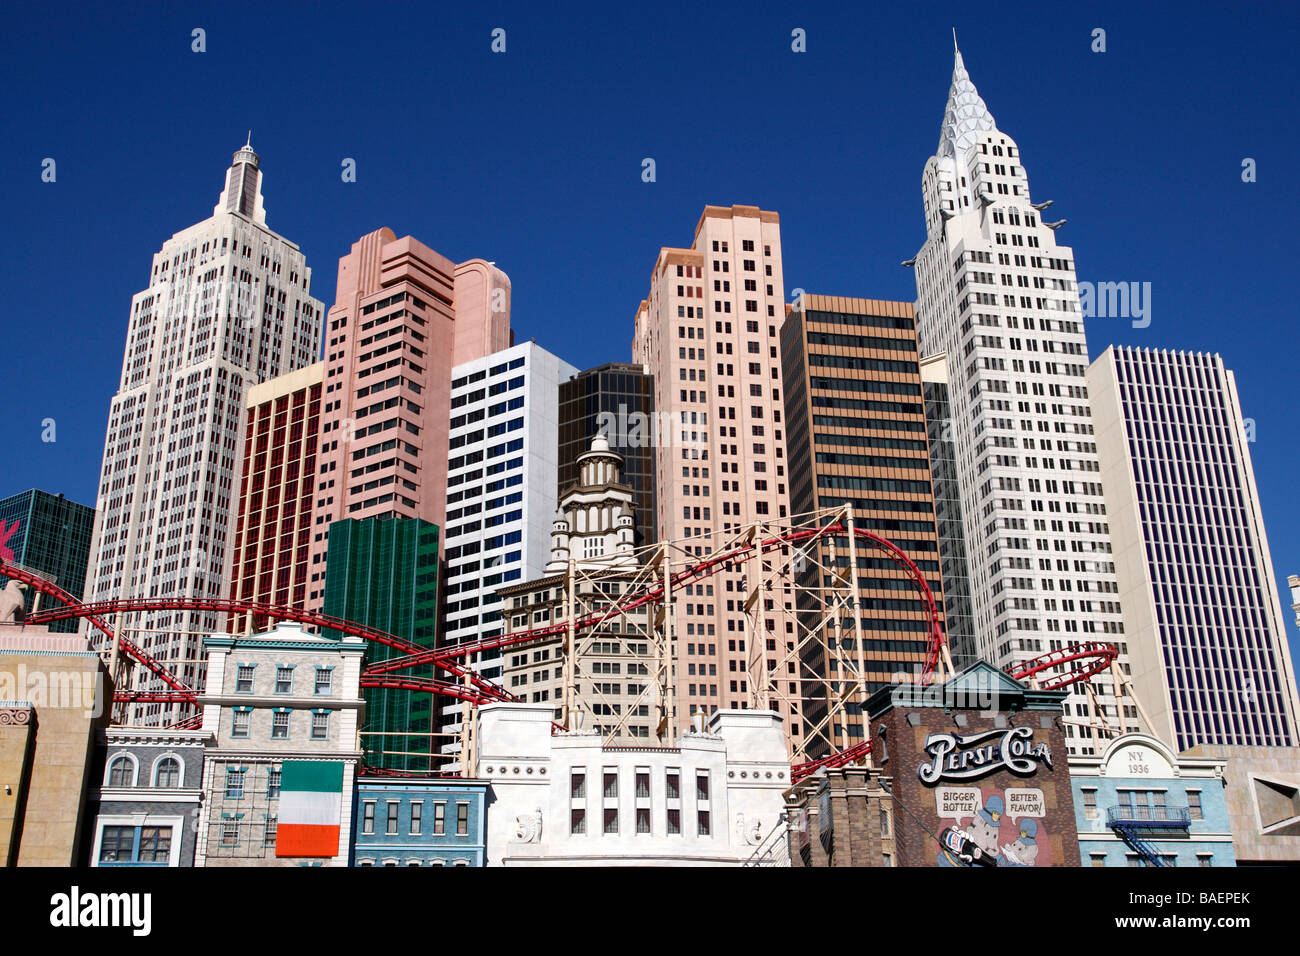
632,204 -> 802,749
307,229 -> 511,608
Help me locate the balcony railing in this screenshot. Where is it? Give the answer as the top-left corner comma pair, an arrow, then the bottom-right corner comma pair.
1106,805 -> 1191,828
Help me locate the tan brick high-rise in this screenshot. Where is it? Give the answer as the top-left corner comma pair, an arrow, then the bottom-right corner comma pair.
633,205 -> 801,749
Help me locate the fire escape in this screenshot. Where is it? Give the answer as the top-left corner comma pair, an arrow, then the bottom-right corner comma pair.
1106,805 -> 1191,867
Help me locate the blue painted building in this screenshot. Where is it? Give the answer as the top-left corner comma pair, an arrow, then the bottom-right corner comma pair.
1069,733 -> 1234,867
351,777 -> 490,866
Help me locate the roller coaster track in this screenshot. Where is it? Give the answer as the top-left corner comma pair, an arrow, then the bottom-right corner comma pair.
3,529 -> 1122,782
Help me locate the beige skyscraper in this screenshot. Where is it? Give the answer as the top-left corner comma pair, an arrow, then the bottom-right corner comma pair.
84,143 -> 323,723
632,205 -> 802,750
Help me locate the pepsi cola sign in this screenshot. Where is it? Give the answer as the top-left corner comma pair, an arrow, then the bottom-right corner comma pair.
918,727 -> 1053,785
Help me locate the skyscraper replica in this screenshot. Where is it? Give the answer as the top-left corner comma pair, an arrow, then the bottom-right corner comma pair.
84,142 -> 323,722
633,205 -> 802,748
498,435 -> 662,745
781,294 -> 948,757
436,341 -> 578,768
910,46 -> 1131,754
1089,346 -> 1300,750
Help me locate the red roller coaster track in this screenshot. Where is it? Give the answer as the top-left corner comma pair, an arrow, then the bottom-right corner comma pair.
2,526 -> 1120,783
786,642 -> 1121,781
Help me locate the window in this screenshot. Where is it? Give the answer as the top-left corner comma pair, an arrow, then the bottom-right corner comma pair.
264,818 -> 278,847
636,769 -> 650,798
636,807 -> 651,834
387,801 -> 399,835
98,826 -> 135,863
225,768 -> 246,799
666,770 -> 680,800
311,711 -> 330,740
603,808 -> 619,834
1197,854 -> 1213,868
698,810 -> 711,836
604,770 -> 618,800
696,771 -> 710,801
154,757 -> 181,788
667,808 -> 680,834
272,710 -> 290,739
108,756 -> 134,787
232,708 -> 250,738
434,802 -> 446,835
134,827 -> 172,866
571,808 -> 586,834
456,803 -> 469,836
236,665 -> 255,693
315,668 -> 333,695
571,771 -> 586,799
221,822 -> 239,846
275,666 -> 294,694
1081,788 -> 1098,819
1090,853 -> 1106,867
267,769 -> 281,798
1188,790 -> 1203,820
362,801 -> 376,835
411,802 -> 423,835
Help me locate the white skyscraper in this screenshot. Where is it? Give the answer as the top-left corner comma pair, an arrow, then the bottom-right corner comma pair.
85,143 -> 323,722
1089,346 -> 1300,751
436,341 -> 578,764
910,45 -> 1132,754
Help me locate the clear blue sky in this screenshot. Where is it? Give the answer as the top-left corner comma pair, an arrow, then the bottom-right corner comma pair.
3,2 -> 1299,658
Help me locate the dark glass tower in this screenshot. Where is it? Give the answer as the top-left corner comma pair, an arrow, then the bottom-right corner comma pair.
0,489 -> 95,632
781,295 -> 948,756
558,362 -> 656,547
322,517 -> 440,772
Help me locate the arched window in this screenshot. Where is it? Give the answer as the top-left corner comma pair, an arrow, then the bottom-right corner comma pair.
107,755 -> 135,787
154,757 -> 181,788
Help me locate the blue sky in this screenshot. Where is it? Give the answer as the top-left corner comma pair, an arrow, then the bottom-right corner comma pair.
3,1 -> 1299,657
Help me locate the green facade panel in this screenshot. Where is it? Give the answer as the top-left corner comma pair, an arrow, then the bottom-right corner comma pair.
322,517 -> 440,772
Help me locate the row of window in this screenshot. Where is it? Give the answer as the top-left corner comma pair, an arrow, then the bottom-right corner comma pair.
359,799 -> 471,837
229,707 -> 332,741
233,663 -> 334,696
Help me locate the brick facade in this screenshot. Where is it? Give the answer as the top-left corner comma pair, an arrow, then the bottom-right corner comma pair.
788,662 -> 1081,868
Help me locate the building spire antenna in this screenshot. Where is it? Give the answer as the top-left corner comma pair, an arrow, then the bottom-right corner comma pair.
246,129 -> 252,148
952,27 -> 958,53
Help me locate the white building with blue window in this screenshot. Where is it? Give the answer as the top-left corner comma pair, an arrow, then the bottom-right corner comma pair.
351,776 -> 490,866
194,622 -> 365,866
437,341 -> 578,767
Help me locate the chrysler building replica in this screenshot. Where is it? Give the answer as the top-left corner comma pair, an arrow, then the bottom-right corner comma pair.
84,141 -> 323,723
910,44 -> 1132,754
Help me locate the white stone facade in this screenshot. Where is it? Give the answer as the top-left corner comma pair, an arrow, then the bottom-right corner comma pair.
84,144 -> 323,723
478,702 -> 790,865
501,437 -> 658,742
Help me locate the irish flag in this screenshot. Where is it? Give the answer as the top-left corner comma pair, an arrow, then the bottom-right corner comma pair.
276,760 -> 344,857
